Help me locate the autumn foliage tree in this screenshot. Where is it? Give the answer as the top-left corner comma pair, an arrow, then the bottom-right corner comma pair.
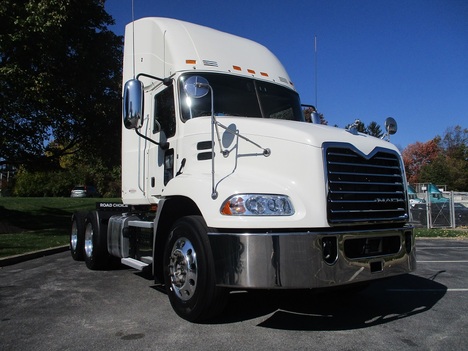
419,126 -> 468,191
402,139 -> 440,185
403,126 -> 468,191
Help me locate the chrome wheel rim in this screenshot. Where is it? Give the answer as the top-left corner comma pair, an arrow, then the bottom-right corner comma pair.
84,222 -> 94,258
70,221 -> 78,251
168,237 -> 197,301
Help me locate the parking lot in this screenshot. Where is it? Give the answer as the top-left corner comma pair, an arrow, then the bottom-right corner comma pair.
1,238 -> 467,351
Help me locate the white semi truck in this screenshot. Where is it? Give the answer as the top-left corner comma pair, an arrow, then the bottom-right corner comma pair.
70,17 -> 416,322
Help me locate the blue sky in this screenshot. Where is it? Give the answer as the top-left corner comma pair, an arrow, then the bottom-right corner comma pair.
105,0 -> 468,150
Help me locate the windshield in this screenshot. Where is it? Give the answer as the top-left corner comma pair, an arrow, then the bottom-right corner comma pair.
179,73 -> 303,122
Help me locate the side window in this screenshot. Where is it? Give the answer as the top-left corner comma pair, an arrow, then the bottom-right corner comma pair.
154,87 -> 176,138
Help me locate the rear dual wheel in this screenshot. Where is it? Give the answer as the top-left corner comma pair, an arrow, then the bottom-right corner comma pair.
84,211 -> 111,270
70,212 -> 85,261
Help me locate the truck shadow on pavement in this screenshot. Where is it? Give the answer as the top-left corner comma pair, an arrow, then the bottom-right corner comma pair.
215,273 -> 446,330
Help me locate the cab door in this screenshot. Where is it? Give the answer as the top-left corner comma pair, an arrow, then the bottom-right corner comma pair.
148,85 -> 177,197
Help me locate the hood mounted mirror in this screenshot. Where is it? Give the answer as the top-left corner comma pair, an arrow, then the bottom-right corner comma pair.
184,76 -> 210,98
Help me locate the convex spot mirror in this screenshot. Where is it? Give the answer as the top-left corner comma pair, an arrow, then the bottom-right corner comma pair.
184,76 -> 210,98
123,79 -> 144,129
385,117 -> 397,135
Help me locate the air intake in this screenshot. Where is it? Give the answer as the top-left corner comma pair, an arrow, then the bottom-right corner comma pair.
325,145 -> 408,225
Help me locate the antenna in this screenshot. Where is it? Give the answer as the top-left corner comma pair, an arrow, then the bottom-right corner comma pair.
131,0 -> 136,79
314,34 -> 318,109
163,30 -> 167,78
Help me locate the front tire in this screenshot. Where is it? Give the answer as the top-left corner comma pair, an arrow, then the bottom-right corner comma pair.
163,216 -> 227,322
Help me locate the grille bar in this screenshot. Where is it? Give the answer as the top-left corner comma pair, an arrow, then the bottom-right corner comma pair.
330,180 -> 403,186
326,146 -> 408,225
328,161 -> 401,171
331,208 -> 406,214
329,191 -> 406,195
330,199 -> 405,204
329,171 -> 402,178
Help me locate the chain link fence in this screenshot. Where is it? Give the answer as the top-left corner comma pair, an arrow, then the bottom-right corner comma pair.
409,191 -> 468,228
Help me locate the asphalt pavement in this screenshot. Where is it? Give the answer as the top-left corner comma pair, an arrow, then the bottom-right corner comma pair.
1,238 -> 467,351
0,245 -> 69,267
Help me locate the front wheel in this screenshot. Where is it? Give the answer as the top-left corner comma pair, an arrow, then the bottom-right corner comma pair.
163,216 -> 227,322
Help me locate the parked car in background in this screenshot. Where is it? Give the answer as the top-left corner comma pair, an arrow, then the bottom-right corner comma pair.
70,185 -> 100,198
454,203 -> 468,226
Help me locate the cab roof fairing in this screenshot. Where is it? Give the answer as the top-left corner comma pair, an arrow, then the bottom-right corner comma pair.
123,17 -> 295,90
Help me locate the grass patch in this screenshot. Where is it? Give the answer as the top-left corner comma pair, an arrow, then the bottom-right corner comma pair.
1,198 -> 467,259
0,197 -> 119,258
0,229 -> 69,257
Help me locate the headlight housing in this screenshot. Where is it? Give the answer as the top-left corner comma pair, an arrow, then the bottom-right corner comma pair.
221,194 -> 294,216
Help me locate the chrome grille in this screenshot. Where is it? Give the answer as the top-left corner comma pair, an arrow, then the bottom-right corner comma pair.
326,146 -> 408,225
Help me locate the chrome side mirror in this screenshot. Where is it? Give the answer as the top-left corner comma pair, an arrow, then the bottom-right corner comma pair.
381,117 -> 398,141
123,79 -> 144,129
385,117 -> 397,135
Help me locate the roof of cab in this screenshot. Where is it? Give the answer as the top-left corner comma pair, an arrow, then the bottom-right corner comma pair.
123,17 -> 295,89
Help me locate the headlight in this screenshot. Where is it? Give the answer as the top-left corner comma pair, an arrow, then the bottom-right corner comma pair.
221,194 -> 294,216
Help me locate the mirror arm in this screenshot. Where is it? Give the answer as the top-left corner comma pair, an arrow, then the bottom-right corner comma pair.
134,129 -> 169,150
136,73 -> 173,86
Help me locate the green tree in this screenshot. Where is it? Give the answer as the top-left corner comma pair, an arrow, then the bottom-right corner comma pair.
343,120 -> 383,137
0,0 -> 122,171
419,126 -> 468,191
440,125 -> 468,161
365,121 -> 383,138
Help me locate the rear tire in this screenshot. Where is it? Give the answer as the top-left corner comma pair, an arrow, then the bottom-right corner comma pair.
84,211 -> 110,270
163,216 -> 227,322
70,212 -> 85,261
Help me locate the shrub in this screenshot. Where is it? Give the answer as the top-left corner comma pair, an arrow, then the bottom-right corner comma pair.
12,165 -> 121,197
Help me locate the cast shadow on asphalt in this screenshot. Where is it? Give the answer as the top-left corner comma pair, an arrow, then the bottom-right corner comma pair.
136,268 -> 446,329
210,273 -> 447,329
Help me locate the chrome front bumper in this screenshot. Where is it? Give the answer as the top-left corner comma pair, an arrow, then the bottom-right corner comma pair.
208,227 -> 416,289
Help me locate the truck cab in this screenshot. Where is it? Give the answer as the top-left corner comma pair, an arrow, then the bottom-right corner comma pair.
72,17 -> 416,322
